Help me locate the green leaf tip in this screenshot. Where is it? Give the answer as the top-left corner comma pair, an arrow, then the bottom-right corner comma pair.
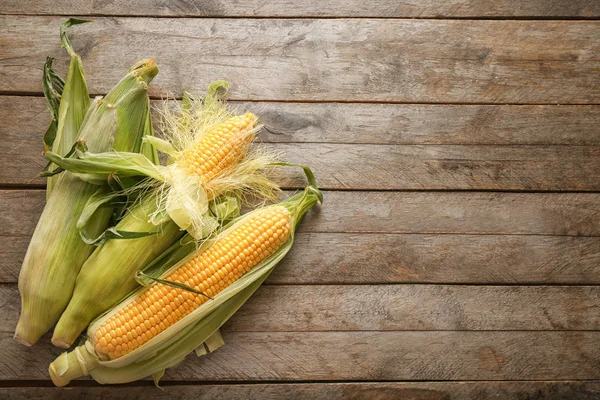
60,18 -> 92,56
128,59 -> 159,84
80,227 -> 158,246
269,162 -> 322,204
38,139 -> 87,178
42,57 -> 65,153
152,370 -> 165,389
206,80 -> 230,100
135,271 -> 214,300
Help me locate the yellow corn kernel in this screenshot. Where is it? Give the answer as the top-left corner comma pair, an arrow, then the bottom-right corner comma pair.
93,206 -> 291,359
178,113 -> 257,183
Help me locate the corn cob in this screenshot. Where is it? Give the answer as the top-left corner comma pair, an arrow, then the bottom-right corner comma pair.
177,112 -> 257,183
49,182 -> 321,386
51,103 -> 277,348
15,59 -> 159,346
96,206 -> 290,359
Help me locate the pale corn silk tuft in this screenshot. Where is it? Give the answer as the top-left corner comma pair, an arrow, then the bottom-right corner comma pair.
138,94 -> 281,236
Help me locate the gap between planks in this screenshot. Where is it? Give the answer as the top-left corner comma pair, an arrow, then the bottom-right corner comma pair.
2,91 -> 600,106
4,185 -> 600,193
1,13 -> 600,21
1,379 -> 600,386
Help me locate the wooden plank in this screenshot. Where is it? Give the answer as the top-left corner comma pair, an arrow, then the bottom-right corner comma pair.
272,233 -> 600,284
1,17 -> 598,104
229,285 -> 600,332
1,331 -> 599,380
2,190 -> 599,239
0,236 -> 29,283
1,0 -> 598,18
7,140 -> 600,190
4,232 -> 599,284
295,191 -> 600,236
6,97 -> 600,146
276,143 -> 600,191
2,284 -> 599,332
249,103 -> 600,145
2,382 -> 600,400
0,285 -> 19,333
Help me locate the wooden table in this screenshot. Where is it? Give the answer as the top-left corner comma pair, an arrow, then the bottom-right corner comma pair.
1,1 -> 599,398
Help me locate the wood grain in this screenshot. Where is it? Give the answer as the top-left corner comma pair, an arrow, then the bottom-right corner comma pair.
3,190 -> 599,239
1,0 -> 599,18
6,97 -> 600,146
1,17 -> 599,103
247,103 -> 600,145
295,191 -> 600,236
5,97 -> 600,191
1,331 -> 599,380
271,233 -> 600,284
3,232 -> 599,284
275,143 -> 600,191
2,284 -> 599,332
229,285 -> 600,332
8,141 -> 600,190
2,2 -> 599,392
2,382 -> 600,400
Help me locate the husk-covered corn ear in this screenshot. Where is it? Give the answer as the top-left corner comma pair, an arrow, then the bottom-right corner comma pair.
51,196 -> 183,348
51,83 -> 281,348
15,58 -> 159,346
49,179 -> 321,386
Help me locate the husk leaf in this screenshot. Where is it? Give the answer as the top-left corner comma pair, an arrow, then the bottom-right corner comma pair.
45,19 -> 91,198
45,149 -> 164,182
41,57 -> 64,157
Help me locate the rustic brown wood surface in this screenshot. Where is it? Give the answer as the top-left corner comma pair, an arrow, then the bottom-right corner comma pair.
1,331 -> 600,380
1,284 -> 599,332
3,232 -> 600,284
4,97 -> 600,146
1,17 -> 599,103
5,97 -> 600,189
2,190 -> 600,240
2,0 -> 599,18
2,382 -> 600,400
0,1 -> 598,398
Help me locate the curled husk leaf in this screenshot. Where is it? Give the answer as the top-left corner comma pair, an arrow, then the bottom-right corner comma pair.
42,19 -> 91,198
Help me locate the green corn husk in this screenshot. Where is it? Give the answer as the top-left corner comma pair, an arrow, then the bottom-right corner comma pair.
41,57 -> 64,165
48,83 -> 280,348
48,178 -> 322,386
15,59 -> 159,346
41,20 -> 90,197
44,19 -> 91,198
50,195 -> 240,348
